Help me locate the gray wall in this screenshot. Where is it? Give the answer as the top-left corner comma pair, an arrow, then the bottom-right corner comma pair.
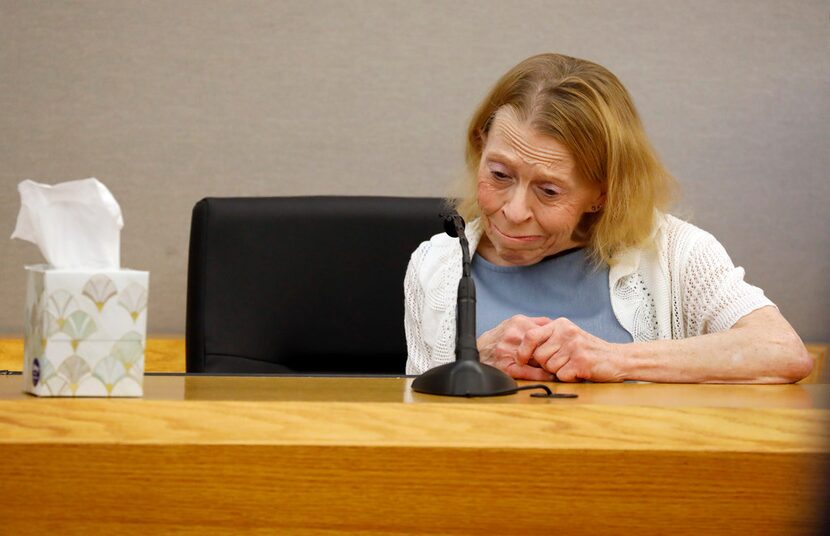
1,0 -> 828,340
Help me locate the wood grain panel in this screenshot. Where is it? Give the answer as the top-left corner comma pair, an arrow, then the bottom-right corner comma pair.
0,338 -> 22,371
0,376 -> 827,534
0,336 -> 185,372
141,336 -> 186,372
804,343 -> 828,384
0,444 -> 826,535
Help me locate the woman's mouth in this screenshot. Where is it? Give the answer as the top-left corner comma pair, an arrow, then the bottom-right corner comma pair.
490,221 -> 542,243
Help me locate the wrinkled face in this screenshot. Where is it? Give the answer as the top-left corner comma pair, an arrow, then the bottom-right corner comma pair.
476,109 -> 604,267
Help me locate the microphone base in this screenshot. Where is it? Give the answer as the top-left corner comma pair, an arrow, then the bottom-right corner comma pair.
411,360 -> 518,397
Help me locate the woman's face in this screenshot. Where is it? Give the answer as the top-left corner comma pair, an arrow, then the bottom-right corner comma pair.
476,109 -> 604,267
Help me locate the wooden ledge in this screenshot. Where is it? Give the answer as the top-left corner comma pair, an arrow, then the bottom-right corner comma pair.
0,336 -> 185,373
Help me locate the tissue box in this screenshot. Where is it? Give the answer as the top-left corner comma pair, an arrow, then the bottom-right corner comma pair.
22,265 -> 149,397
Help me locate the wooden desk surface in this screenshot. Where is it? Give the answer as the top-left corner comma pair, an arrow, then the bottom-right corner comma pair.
0,375 -> 828,535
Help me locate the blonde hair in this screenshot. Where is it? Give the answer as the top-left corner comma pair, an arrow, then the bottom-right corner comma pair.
454,53 -> 676,264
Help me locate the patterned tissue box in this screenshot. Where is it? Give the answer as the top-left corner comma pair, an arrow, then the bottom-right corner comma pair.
22,265 -> 149,397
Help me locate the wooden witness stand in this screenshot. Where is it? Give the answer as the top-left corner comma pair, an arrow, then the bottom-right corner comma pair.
0,338 -> 828,534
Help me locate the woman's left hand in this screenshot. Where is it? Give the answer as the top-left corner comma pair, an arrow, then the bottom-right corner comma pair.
515,318 -> 626,382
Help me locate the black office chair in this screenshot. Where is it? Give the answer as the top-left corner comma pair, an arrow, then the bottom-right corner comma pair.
185,196 -> 445,374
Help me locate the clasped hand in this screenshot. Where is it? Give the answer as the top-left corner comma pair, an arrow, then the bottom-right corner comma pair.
477,315 -> 624,382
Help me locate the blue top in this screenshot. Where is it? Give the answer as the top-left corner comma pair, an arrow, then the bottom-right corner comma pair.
471,248 -> 633,343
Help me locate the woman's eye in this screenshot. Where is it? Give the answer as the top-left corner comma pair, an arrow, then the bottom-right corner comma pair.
490,170 -> 510,181
538,186 -> 559,198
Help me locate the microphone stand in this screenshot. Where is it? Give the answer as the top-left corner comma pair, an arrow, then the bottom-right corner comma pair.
411,213 -> 518,397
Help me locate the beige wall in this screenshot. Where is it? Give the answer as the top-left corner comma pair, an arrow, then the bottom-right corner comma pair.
1,0 -> 828,340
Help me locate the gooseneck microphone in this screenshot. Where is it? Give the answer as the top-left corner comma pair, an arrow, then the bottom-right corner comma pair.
443,212 -> 479,363
411,210 -> 518,397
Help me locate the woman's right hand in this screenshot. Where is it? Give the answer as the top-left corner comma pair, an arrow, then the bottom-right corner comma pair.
477,315 -> 556,381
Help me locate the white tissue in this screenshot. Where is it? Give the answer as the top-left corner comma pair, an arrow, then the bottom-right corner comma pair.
11,178 -> 124,270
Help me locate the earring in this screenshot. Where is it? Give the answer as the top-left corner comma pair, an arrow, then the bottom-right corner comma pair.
591,205 -> 602,212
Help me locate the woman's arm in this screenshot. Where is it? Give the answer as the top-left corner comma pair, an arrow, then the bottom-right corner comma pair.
516,306 -> 812,383
618,306 -> 812,383
597,219 -> 811,383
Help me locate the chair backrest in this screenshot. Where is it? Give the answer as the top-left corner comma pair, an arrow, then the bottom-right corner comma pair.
185,196 -> 445,373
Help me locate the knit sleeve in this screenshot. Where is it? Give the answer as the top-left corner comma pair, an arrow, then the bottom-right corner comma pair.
680,232 -> 775,336
404,242 -> 432,375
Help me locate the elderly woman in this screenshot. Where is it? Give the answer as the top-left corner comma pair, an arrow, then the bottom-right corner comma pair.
404,53 -> 812,383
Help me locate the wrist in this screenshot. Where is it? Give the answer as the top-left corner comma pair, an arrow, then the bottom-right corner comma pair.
612,341 -> 637,382
617,341 -> 668,382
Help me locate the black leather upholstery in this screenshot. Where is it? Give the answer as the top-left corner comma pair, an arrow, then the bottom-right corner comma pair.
185,196 -> 445,374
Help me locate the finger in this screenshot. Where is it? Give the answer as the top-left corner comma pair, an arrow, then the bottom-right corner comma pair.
534,318 -> 584,370
532,339 -> 564,370
540,354 -> 570,376
499,315 -> 551,346
530,316 -> 553,326
550,317 -> 579,338
516,323 -> 555,365
505,361 -> 555,382
554,361 -> 582,383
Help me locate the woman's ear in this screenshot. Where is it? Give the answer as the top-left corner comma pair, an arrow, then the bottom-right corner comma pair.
588,192 -> 606,213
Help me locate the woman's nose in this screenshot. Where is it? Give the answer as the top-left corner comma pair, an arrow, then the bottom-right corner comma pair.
502,189 -> 532,223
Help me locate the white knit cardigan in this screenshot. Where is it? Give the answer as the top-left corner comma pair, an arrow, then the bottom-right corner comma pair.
404,213 -> 774,375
